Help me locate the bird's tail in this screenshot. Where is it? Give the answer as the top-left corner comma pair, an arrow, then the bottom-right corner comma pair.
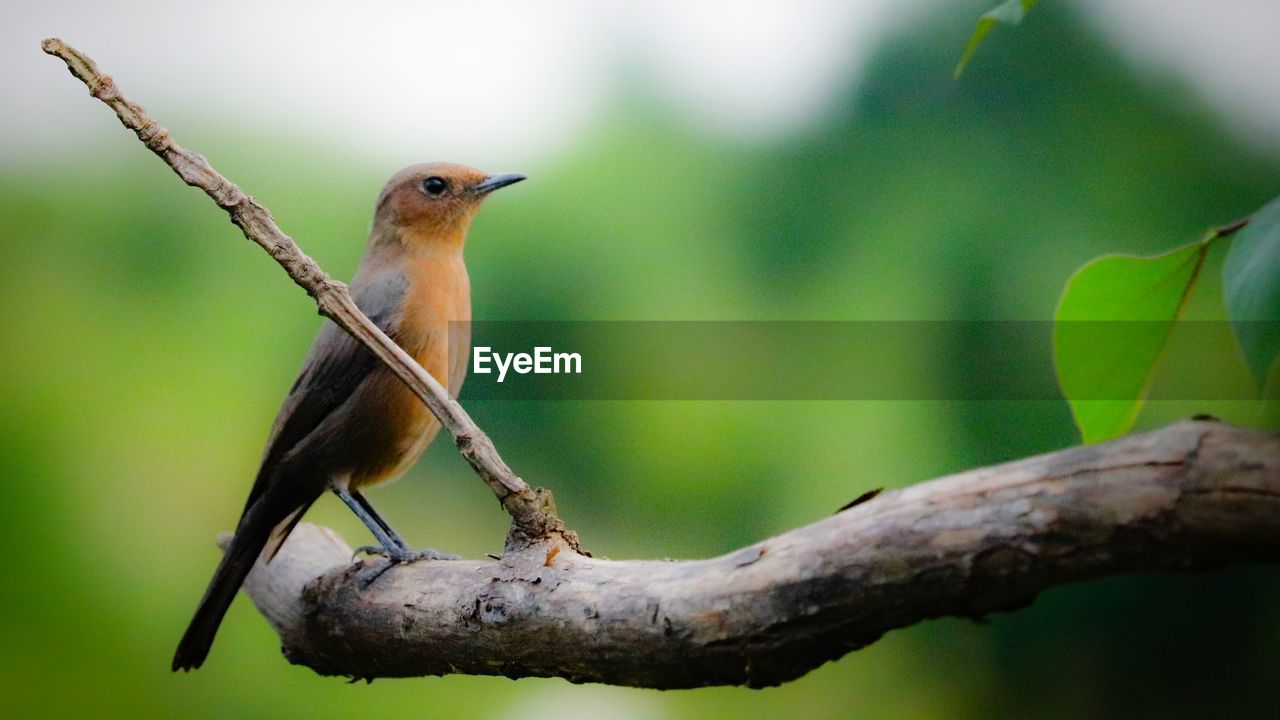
171,502 -> 280,672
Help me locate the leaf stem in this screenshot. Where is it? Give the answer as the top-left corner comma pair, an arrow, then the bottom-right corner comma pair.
1208,214 -> 1251,243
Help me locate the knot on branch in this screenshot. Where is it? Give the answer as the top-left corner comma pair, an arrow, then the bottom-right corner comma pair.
205,173 -> 250,210
503,486 -> 584,556
89,74 -> 119,102
135,120 -> 171,153
312,279 -> 351,315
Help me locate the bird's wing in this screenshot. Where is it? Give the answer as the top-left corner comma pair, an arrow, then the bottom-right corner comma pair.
242,270 -> 410,512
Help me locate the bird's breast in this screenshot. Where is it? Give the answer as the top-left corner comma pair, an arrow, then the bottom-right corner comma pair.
349,253 -> 470,488
402,252 -> 471,392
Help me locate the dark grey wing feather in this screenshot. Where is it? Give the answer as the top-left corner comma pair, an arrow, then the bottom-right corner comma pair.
242,271 -> 409,511
173,271 -> 411,670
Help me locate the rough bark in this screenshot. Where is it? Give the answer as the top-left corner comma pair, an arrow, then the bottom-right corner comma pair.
233,420 -> 1280,688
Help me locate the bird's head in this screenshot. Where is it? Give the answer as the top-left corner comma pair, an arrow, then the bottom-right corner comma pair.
373,162 -> 525,241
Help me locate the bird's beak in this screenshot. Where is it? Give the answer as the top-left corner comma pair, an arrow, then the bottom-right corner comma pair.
470,173 -> 526,195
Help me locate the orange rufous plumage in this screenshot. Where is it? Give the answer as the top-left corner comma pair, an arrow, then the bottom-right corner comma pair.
173,162 -> 524,671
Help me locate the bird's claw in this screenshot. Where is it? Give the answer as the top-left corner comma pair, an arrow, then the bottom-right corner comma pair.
351,545 -> 460,564
352,545 -> 385,561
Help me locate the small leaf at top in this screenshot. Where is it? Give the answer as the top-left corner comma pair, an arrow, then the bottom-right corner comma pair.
1054,241 -> 1208,443
1223,194 -> 1280,388
954,0 -> 1038,78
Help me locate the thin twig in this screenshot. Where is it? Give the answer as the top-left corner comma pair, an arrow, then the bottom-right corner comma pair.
40,38 -> 577,552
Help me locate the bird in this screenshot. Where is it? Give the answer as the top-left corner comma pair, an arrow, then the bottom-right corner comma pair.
172,162 -> 525,671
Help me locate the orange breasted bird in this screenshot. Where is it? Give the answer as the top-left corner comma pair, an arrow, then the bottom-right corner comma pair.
172,163 -> 525,671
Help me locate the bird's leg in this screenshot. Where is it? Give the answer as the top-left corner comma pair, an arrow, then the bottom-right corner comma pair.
350,489 -> 410,551
334,487 -> 402,554
334,487 -> 458,563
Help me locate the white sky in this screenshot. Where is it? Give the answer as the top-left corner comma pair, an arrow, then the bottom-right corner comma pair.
1078,0 -> 1280,154
5,0 -> 1280,169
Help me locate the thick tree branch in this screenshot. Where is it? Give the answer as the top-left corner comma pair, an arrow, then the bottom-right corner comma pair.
233,420 -> 1279,688
41,38 -> 576,552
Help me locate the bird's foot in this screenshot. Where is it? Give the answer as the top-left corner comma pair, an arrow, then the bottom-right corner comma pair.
352,545 -> 461,564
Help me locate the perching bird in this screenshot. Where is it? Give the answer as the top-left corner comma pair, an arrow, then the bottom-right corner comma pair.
172,163 -> 524,671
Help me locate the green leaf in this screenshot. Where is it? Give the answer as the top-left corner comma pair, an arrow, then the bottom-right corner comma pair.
1054,241 -> 1208,443
954,0 -> 1038,78
1223,195 -> 1280,387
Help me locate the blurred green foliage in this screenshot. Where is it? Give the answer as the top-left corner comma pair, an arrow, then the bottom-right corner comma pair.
2,3 -> 1278,719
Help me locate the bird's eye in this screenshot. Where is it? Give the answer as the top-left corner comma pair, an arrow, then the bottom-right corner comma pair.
422,176 -> 449,196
